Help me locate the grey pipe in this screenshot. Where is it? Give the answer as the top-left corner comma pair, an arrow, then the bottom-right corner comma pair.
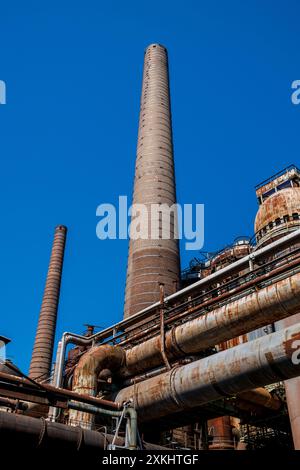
68,401 -> 137,450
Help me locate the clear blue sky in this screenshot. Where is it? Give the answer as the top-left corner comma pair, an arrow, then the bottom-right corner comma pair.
1,0 -> 299,372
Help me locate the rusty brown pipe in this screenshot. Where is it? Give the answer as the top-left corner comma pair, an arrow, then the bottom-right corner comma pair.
0,372 -> 121,410
68,344 -> 125,428
114,322 -> 300,423
121,270 -> 300,377
29,225 -> 67,381
120,252 -> 300,348
0,396 -> 28,411
237,387 -> 281,411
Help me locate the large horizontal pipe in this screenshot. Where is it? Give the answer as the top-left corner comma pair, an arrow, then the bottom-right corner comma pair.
55,228 -> 300,387
0,412 -> 163,451
114,322 -> 300,423
122,270 -> 300,377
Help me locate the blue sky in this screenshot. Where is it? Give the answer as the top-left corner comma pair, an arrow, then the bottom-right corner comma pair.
0,0 -> 299,372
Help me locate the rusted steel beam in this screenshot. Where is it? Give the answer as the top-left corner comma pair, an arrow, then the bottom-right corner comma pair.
114,322 -> 300,423
122,270 -> 300,377
29,225 -> 67,381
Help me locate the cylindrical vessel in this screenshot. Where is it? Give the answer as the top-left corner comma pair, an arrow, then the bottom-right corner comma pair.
207,416 -> 234,450
29,225 -> 67,381
124,44 -> 180,318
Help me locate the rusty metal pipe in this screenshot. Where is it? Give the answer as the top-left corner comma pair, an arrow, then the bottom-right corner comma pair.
0,412 -> 162,451
68,345 -> 125,428
54,229 -> 300,391
0,371 -> 120,410
122,270 -> 300,377
118,253 -> 300,351
0,396 -> 28,411
114,323 -> 300,423
237,387 -> 281,411
120,253 -> 300,348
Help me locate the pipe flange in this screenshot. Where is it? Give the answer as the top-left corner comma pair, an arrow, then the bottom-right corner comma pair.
168,326 -> 187,358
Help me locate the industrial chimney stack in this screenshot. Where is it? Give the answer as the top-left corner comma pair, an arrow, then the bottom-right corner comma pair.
29,225 -> 67,381
124,44 -> 180,318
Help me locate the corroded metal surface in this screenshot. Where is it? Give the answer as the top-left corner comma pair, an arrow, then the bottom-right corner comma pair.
124,44 -> 180,318
29,225 -> 67,380
68,345 -> 125,429
114,323 -> 300,423
0,412 -> 164,450
123,271 -> 300,377
255,188 -> 300,245
238,387 -> 281,411
0,370 -> 120,410
207,416 -> 234,450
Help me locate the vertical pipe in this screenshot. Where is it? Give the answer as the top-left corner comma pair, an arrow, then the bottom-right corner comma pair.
29,225 -> 67,381
124,44 -> 180,318
48,341 -> 62,421
276,312 -> 300,449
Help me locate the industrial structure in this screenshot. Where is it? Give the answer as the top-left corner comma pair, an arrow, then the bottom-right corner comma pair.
1,44 -> 300,452
29,225 -> 67,381
124,44 -> 180,318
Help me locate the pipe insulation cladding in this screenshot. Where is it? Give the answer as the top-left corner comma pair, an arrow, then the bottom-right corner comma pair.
114,322 -> 300,423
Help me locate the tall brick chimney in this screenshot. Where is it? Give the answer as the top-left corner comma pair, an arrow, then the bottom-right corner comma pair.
124,44 -> 180,318
29,225 -> 67,380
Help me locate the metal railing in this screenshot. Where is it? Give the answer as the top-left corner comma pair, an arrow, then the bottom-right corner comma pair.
255,164 -> 300,190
